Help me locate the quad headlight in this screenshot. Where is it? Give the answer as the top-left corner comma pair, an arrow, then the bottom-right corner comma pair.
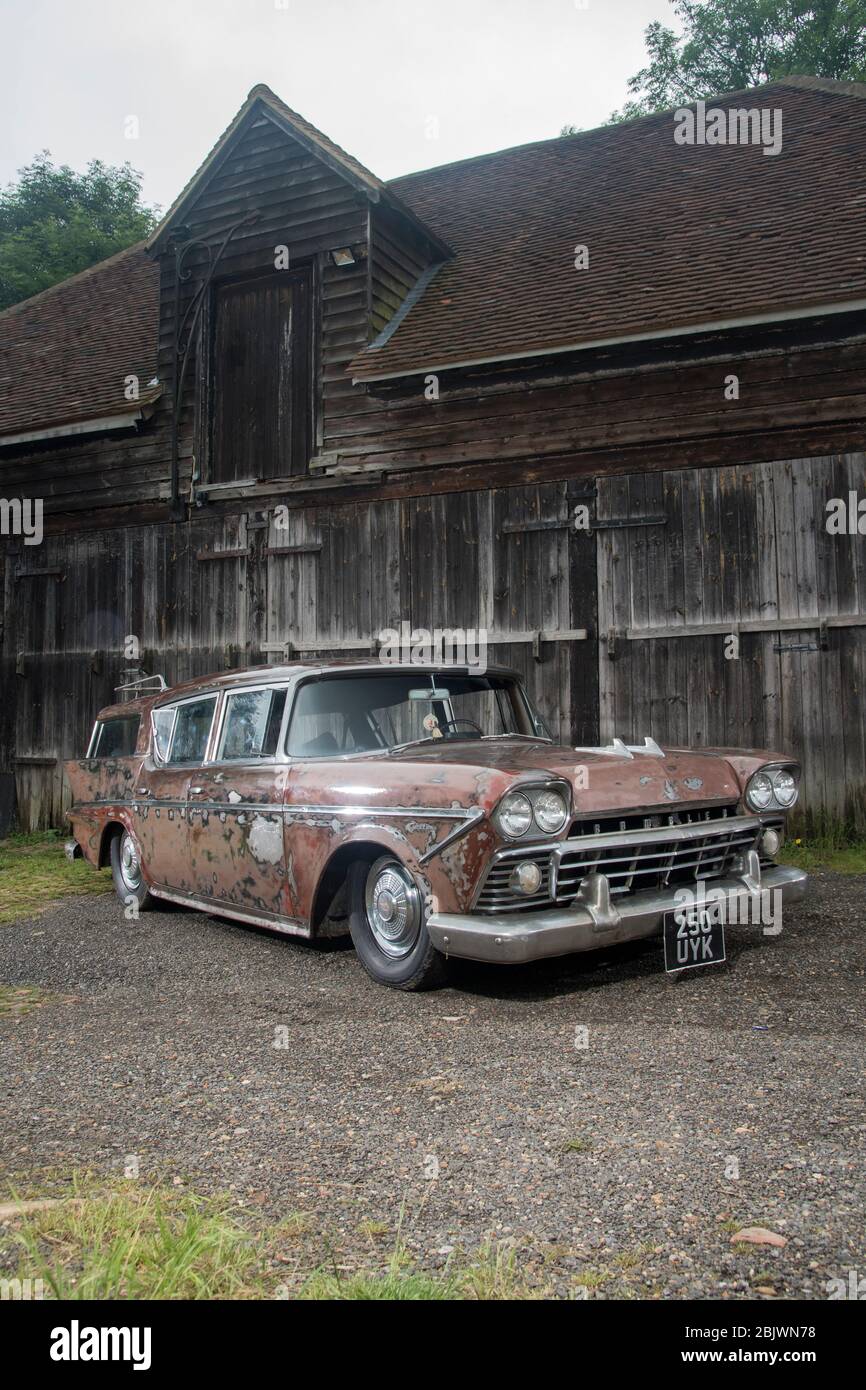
745,764 -> 800,813
496,792 -> 533,838
533,789 -> 569,834
493,785 -> 570,839
771,768 -> 798,807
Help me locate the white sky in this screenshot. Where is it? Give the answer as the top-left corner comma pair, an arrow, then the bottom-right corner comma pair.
1,0 -> 675,210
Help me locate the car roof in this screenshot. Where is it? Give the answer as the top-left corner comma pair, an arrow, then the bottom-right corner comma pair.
95,659 -> 523,719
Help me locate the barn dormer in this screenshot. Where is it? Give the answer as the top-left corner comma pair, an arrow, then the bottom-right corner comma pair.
145,84 -> 450,508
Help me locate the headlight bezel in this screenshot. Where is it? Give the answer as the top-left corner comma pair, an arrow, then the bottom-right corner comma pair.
493,781 -> 571,840
745,762 -> 800,813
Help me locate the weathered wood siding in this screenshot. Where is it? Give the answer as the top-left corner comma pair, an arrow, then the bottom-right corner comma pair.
369,205 -> 431,337
596,453 -> 866,829
0,480 -> 598,828
4,452 -> 863,830
3,317 -> 865,524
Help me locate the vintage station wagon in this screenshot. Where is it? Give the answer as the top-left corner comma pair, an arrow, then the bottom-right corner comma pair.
65,661 -> 808,989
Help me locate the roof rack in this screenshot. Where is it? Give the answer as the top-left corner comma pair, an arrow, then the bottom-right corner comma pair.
113,674 -> 168,699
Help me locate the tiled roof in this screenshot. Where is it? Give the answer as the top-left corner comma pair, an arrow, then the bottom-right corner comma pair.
2,77 -> 864,440
0,242 -> 160,441
350,77 -> 866,381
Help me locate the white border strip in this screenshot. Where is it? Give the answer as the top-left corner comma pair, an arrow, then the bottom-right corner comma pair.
0,408 -> 146,449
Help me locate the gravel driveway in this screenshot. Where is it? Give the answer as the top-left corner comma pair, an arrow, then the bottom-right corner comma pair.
1,870 -> 863,1299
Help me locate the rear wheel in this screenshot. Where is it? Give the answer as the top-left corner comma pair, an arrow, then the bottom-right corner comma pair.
109,828 -> 157,913
347,855 -> 447,990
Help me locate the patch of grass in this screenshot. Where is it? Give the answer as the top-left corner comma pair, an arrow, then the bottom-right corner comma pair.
780,837 -> 866,875
570,1242 -> 657,1296
0,984 -> 59,1019
457,1239 -> 540,1300
356,1219 -> 390,1239
300,1268 -> 460,1300
561,1137 -> 592,1154
0,1174 -> 551,1301
300,1238 -> 543,1301
0,1175 -> 275,1300
0,833 -> 110,925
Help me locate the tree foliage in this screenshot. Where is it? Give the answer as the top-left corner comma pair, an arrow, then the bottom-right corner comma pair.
0,153 -> 158,311
606,0 -> 866,122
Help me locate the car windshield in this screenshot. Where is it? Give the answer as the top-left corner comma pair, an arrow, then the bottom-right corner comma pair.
286,672 -> 549,757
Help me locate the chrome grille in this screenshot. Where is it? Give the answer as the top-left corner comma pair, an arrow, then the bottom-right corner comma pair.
474,806 -> 761,914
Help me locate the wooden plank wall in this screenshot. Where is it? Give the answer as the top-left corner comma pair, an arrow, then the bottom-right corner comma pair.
596,452 -> 866,829
3,453 -> 864,830
1,480 -> 598,829
369,205 -> 431,337
324,335 -> 866,479
4,323 -> 866,524
264,478 -> 597,741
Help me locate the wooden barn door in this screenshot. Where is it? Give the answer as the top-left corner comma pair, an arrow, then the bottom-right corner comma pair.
210,273 -> 310,483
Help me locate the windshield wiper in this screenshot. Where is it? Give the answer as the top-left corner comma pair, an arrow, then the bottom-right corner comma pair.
480,733 -> 553,743
386,734 -> 486,754
386,737 -> 440,754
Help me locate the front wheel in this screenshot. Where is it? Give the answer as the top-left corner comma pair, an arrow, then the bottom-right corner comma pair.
347,856 -> 447,990
110,828 -> 158,913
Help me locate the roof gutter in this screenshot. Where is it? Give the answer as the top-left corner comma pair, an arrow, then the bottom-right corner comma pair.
352,297 -> 866,384
0,405 -> 154,451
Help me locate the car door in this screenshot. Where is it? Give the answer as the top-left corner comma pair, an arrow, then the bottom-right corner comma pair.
134,693 -> 219,895
186,683 -> 293,923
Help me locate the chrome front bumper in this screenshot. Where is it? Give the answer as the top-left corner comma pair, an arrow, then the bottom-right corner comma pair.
427,859 -> 808,965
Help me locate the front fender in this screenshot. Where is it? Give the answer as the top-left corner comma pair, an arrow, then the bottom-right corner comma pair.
287,811 -> 489,924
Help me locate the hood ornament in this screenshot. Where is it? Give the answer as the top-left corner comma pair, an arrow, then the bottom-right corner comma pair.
573,736 -> 665,759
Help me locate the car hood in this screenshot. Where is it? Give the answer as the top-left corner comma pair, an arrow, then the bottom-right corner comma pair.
380,738 -> 744,815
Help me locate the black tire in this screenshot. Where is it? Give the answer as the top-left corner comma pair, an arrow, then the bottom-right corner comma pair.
109,827 -> 158,913
347,855 -> 447,991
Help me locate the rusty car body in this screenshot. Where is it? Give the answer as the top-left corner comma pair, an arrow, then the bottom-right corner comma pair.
64,661 -> 808,989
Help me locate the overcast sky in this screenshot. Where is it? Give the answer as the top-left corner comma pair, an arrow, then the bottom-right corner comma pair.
2,0 -> 674,209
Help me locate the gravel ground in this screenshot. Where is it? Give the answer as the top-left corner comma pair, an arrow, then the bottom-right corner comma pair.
0,870 -> 863,1299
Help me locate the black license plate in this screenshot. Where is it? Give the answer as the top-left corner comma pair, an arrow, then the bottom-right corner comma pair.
663,901 -> 727,972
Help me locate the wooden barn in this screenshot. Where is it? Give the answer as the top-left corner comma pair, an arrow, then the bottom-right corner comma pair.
1,75 -> 865,833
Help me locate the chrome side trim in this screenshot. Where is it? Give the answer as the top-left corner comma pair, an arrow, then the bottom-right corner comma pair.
284,804 -> 477,821
418,807 -> 485,864
72,797 -> 479,821
148,884 -> 310,937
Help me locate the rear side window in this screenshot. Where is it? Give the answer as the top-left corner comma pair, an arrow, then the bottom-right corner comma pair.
167,697 -> 217,764
218,688 -> 287,760
89,716 -> 140,758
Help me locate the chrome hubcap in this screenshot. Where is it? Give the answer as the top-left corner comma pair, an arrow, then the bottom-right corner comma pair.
118,831 -> 142,893
365,859 -> 422,959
